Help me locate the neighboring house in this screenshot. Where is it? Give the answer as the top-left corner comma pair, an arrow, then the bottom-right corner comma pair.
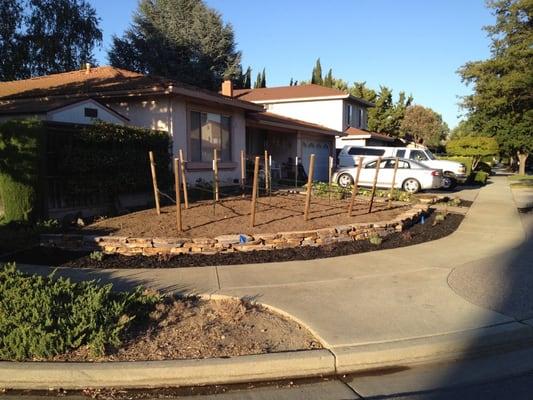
0,66 -> 341,185
234,84 -> 395,156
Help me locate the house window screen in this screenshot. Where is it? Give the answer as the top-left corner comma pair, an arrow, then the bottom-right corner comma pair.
190,111 -> 232,162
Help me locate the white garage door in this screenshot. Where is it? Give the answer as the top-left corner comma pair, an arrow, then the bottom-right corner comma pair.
302,141 -> 330,181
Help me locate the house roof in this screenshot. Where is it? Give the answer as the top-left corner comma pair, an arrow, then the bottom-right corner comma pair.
0,66 -> 263,112
247,111 -> 343,137
342,127 -> 395,142
0,97 -> 129,121
233,84 -> 374,107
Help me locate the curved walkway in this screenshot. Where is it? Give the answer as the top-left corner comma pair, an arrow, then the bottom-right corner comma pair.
17,176 -> 533,370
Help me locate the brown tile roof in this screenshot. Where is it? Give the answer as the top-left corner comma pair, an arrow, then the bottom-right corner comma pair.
234,84 -> 374,106
344,127 -> 394,142
0,97 -> 129,121
0,66 -> 263,111
247,111 -> 343,137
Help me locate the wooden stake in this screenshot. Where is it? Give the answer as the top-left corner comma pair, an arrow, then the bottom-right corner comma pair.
304,154 -> 315,221
148,151 -> 161,215
250,156 -> 260,227
264,150 -> 269,194
388,157 -> 400,209
348,157 -> 364,217
240,149 -> 246,197
174,158 -> 182,232
368,156 -> 382,214
328,155 -> 334,203
178,149 -> 189,209
213,148 -> 219,202
295,156 -> 299,189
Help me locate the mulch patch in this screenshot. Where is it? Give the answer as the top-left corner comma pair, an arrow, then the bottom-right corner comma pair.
48,297 -> 321,362
2,212 -> 464,268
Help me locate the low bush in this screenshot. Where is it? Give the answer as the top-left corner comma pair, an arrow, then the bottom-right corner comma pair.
0,120 -> 44,222
0,263 -> 159,360
473,171 -> 489,185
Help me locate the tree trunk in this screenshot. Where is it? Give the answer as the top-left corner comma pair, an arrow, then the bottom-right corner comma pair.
472,156 -> 480,171
517,152 -> 528,176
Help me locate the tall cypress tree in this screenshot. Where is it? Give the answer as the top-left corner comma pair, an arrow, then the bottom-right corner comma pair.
260,68 -> 266,88
311,58 -> 323,85
323,68 -> 333,87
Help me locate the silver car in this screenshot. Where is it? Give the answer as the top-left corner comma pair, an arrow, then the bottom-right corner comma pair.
332,157 -> 443,194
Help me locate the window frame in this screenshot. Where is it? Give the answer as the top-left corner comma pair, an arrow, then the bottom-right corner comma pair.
187,107 -> 233,163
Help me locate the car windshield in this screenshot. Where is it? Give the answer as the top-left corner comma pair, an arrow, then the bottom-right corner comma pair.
425,150 -> 437,160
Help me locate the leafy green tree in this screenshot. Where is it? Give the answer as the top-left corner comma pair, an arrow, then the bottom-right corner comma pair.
446,137 -> 499,170
400,105 -> 449,148
311,58 -> 323,85
108,0 -> 241,90
458,0 -> 532,175
26,0 -> 102,76
450,120 -> 476,139
0,0 -> 102,80
350,81 -> 377,103
0,0 -> 26,81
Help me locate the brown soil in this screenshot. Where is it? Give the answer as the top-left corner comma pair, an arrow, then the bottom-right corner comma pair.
83,194 -> 411,238
4,211 -> 464,268
51,297 -> 320,362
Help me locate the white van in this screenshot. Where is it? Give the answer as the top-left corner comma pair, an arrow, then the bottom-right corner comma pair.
337,145 -> 467,189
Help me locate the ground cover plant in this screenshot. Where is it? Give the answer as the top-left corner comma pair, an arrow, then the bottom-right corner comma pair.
0,263 -> 158,360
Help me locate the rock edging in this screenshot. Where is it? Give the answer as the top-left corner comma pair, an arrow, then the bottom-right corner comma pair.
40,205 -> 430,256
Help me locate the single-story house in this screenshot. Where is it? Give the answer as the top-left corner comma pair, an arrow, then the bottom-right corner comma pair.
0,66 -> 341,185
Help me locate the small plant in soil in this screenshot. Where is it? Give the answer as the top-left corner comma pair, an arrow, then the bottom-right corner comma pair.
447,197 -> 462,207
368,233 -> 383,246
89,251 -> 105,262
432,212 -> 447,226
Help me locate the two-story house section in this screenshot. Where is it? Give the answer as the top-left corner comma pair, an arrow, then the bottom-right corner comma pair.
234,85 -> 394,174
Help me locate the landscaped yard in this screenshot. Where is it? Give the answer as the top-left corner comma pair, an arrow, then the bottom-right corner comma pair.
83,193 -> 411,238
0,264 -> 320,362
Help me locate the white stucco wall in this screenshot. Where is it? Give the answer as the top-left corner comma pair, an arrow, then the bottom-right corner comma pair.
48,99 -> 126,125
336,137 -> 367,149
265,99 -> 344,131
107,96 -> 246,185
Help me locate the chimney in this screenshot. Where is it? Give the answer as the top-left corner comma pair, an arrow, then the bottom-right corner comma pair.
221,80 -> 233,97
85,63 -> 91,74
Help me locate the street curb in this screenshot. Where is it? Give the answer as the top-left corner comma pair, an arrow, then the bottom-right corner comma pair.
3,322 -> 533,390
0,349 -> 335,390
331,322 -> 533,374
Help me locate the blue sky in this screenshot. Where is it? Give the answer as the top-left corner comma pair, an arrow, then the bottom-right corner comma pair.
90,0 -> 494,128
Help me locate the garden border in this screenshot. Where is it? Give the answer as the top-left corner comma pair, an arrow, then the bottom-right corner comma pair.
40,205 -> 432,256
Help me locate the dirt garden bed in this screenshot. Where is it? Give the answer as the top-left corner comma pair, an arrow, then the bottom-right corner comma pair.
46,297 -> 320,362
6,211 -> 464,268
81,193 -> 410,238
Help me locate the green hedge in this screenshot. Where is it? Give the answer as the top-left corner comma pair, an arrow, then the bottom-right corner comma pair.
473,171 -> 489,185
49,121 -> 171,197
0,263 -> 158,360
0,120 -> 44,222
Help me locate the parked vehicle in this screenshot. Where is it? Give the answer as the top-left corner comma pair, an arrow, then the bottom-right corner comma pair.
332,157 -> 443,194
337,145 -> 467,189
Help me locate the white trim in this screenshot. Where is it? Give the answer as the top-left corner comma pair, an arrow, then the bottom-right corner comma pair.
248,95 -> 349,104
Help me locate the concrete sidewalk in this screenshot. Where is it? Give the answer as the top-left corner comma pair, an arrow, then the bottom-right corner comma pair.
15,175 -> 533,374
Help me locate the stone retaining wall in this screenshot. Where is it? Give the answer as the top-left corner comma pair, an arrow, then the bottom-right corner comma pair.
40,205 -> 430,256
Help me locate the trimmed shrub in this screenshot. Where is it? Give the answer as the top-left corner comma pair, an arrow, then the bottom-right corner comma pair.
0,120 -> 43,222
47,121 -> 172,198
473,171 -> 489,185
0,263 -> 158,360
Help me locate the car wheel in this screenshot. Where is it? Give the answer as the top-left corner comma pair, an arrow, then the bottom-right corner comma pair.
402,178 -> 421,194
337,173 -> 354,188
441,175 -> 457,190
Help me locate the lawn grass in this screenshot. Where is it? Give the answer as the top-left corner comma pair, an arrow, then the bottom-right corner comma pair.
508,174 -> 533,188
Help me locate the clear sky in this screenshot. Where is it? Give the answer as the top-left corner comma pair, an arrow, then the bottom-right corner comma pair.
90,0 -> 495,128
